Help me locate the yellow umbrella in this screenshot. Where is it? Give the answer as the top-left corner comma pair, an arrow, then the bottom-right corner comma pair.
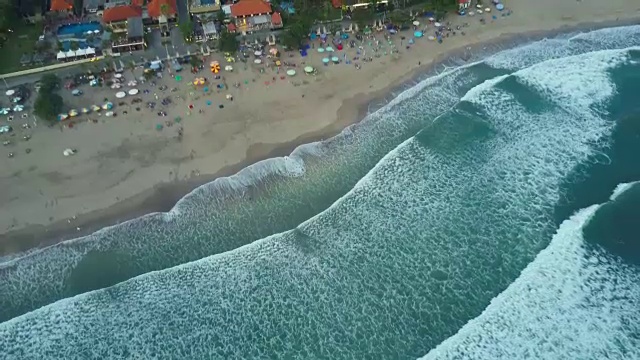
68,109 -> 78,117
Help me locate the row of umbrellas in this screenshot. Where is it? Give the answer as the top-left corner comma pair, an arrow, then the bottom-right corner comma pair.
321,57 -> 341,64
115,89 -> 139,98
57,102 -> 113,121
0,105 -> 24,114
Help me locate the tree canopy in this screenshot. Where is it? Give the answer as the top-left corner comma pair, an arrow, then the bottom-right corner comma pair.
34,74 -> 63,122
218,31 -> 239,53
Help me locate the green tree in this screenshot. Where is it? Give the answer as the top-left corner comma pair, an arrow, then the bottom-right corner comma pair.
189,55 -> 202,68
160,3 -> 170,16
34,92 -> 63,122
70,41 -> 79,51
218,31 -> 238,53
352,10 -> 373,31
179,19 -> 194,43
0,1 -> 17,32
40,74 -> 60,92
216,10 -> 226,23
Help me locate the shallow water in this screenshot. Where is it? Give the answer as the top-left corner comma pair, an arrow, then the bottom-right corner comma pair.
1,25 -> 640,359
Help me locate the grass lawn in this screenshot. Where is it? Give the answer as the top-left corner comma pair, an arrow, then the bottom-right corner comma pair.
0,21 -> 44,75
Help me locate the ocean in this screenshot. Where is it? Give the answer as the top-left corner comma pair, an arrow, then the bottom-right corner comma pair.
1,24 -> 640,359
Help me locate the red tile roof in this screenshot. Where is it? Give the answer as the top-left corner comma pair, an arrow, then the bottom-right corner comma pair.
131,0 -> 144,5
148,0 -> 177,18
102,5 -> 143,23
50,0 -> 73,11
230,0 -> 272,18
227,23 -> 236,32
271,12 -> 282,26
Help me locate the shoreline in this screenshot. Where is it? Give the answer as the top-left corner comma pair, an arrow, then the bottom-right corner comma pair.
1,16 -> 639,258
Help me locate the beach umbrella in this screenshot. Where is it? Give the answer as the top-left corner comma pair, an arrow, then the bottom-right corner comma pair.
226,94 -> 233,100
496,3 -> 504,10
331,56 -> 339,63
304,66 -> 314,74
68,109 -> 78,117
128,80 -> 137,86
114,73 -> 122,78
428,35 -> 436,41
254,50 -> 262,56
477,9 -> 483,14
5,89 -> 15,96
322,57 -> 330,64
13,105 -> 24,112
203,86 -> 209,93
325,46 -> 334,52
91,105 -> 101,111
128,89 -> 139,95
58,113 -> 68,121
434,22 -> 441,27
115,91 -> 126,98
206,100 -> 212,106
412,21 -> 420,26
12,97 -> 21,103
429,17 -> 435,21
72,89 -> 81,95
269,48 -> 278,55
103,102 -> 113,110
105,111 -> 114,117
0,108 -> 10,115
485,7 -> 491,12
174,116 -> 182,123
286,69 -> 296,76
176,75 -> 182,82
317,47 -> 325,53
254,59 -> 262,64
225,65 -> 233,71
81,107 -> 90,113
414,31 -> 423,38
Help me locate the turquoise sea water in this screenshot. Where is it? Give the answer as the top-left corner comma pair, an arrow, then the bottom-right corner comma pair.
1,25 -> 640,359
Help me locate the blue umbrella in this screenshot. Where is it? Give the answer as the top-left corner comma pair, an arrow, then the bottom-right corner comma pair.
206,100 -> 212,106
414,31 -> 423,38
203,86 -> 209,92
496,3 -> 504,10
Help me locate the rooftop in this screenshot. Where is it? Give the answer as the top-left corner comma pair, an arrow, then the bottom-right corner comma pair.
127,16 -> 144,38
102,5 -> 143,23
147,0 -> 177,18
230,0 -> 272,18
50,0 -> 73,11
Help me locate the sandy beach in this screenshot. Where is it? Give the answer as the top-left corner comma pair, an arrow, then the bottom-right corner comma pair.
0,0 -> 638,255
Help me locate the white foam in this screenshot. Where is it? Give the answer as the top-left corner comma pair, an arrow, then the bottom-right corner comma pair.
485,25 -> 640,70
421,196 -> 640,360
459,74 -> 510,103
610,180 -> 640,201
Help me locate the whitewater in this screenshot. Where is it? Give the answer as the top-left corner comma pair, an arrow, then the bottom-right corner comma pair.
1,25 -> 640,359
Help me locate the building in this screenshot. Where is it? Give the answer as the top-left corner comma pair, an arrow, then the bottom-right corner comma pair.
50,0 -> 73,11
190,0 -> 221,15
230,0 -> 283,33
111,16 -> 145,53
101,5 -> 143,32
147,0 -> 177,21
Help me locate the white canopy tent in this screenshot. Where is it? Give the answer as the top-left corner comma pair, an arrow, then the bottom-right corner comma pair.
76,48 -> 87,57
86,47 -> 96,56
57,51 -> 66,60
65,50 -> 76,58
